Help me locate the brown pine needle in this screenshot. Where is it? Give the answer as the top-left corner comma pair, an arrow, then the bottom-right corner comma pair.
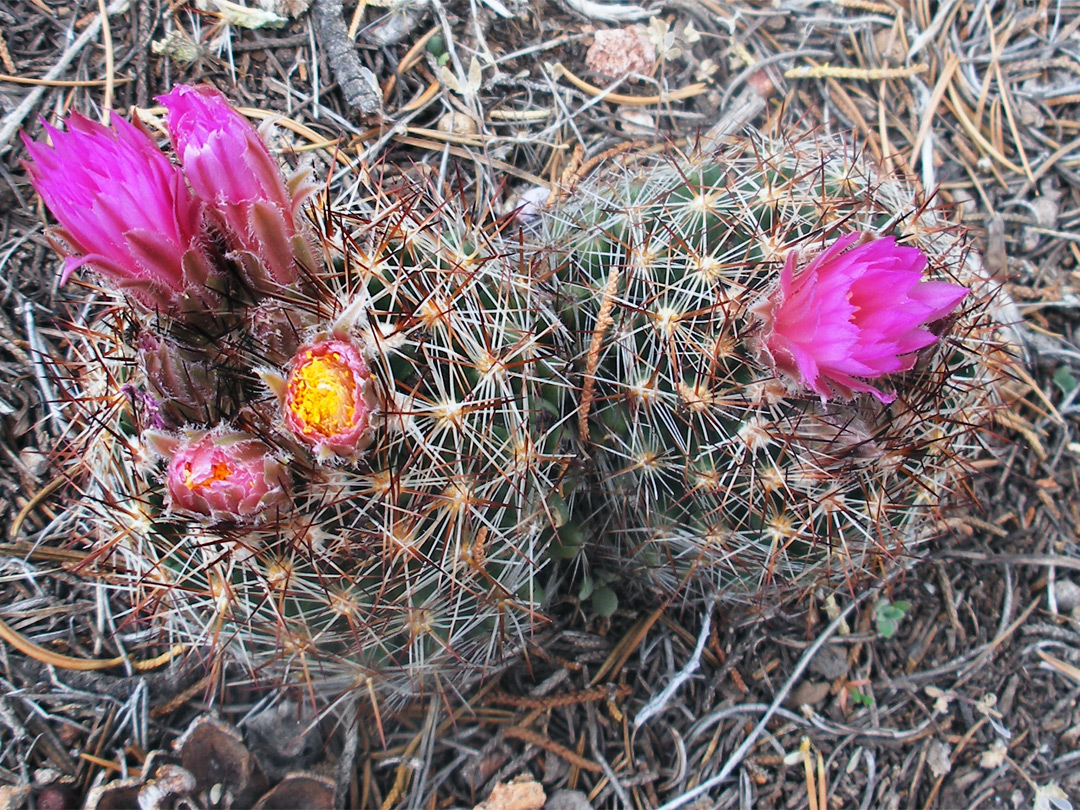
0,615 -> 184,672
96,0 -> 114,124
945,82 -> 1025,175
785,63 -> 929,80
1036,650 -> 1080,684
550,63 -> 707,106
9,477 -> 67,539
910,55 -> 960,163
504,726 -> 603,773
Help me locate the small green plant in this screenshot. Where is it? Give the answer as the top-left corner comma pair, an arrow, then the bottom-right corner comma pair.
875,600 -> 912,639
578,569 -> 619,617
850,689 -> 875,708
1052,366 -> 1077,397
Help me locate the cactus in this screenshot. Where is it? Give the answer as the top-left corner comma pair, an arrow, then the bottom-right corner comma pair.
538,132 -> 1012,602
24,88 -> 572,704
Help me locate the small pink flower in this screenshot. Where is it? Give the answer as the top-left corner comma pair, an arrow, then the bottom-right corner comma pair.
158,84 -> 306,286
283,339 -> 376,460
21,113 -> 207,309
165,431 -> 290,522
757,234 -> 969,403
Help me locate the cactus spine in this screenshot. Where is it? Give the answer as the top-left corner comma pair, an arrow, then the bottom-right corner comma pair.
539,133 -> 1011,601
31,92 -> 572,704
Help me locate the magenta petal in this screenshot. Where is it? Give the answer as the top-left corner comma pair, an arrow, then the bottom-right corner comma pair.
909,280 -> 969,319
761,234 -> 969,403
60,255 -> 89,285
22,110 -> 208,308
159,84 -> 300,286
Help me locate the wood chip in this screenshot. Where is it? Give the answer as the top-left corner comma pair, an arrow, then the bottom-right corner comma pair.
474,776 -> 546,810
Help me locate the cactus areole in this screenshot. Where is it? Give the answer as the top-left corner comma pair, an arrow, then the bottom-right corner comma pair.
284,339 -> 374,457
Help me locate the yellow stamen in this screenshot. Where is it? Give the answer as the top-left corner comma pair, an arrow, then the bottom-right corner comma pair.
289,350 -> 357,436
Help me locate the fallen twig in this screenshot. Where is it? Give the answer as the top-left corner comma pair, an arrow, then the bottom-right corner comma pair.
0,0 -> 128,152
311,0 -> 382,117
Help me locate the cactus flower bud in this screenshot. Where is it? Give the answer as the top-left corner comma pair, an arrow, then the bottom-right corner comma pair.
21,113 -> 210,310
158,84 -> 307,287
756,234 -> 969,403
165,431 -> 290,522
283,340 -> 376,460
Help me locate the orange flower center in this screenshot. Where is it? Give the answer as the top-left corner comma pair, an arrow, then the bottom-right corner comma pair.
183,461 -> 232,490
287,350 -> 358,437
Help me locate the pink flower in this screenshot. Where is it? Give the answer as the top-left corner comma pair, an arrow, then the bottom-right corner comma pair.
757,234 -> 969,403
21,113 -> 208,309
165,431 -> 290,522
158,84 -> 306,286
283,340 -> 376,460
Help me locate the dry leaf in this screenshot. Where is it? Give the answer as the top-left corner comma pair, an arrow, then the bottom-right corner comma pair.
197,0 -> 287,28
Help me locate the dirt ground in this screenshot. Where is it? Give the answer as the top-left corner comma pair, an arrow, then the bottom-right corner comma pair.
1,0 -> 1080,807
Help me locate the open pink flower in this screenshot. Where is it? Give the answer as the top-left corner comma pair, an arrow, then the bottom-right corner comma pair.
283,340 -> 376,461
757,234 -> 969,403
165,431 -> 290,522
22,113 -> 208,309
158,84 -> 306,287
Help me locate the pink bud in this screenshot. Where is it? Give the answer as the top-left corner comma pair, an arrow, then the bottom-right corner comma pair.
157,84 -> 303,287
21,113 -> 208,310
165,432 -> 290,522
757,234 -> 969,403
283,340 -> 376,460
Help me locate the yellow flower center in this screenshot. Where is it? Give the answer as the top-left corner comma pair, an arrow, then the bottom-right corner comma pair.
288,350 -> 357,437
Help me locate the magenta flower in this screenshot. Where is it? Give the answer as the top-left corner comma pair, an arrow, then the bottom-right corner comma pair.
283,339 -> 377,461
21,113 -> 208,309
165,431 -> 290,523
757,234 -> 969,403
158,84 -> 306,287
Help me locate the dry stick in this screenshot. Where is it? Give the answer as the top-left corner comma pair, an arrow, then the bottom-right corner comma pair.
0,0 -> 128,152
633,608 -> 712,728
335,697 -> 362,810
700,71 -> 774,153
134,0 -> 151,107
96,0 -> 114,124
311,0 -> 382,116
0,75 -> 131,87
653,595 -> 864,810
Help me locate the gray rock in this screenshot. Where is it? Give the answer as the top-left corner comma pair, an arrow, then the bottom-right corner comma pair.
545,789 -> 593,810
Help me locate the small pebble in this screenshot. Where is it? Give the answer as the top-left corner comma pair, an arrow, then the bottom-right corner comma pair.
544,790 -> 593,810
1052,578 -> 1080,612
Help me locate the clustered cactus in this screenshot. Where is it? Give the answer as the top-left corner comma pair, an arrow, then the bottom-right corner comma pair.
23,86 -> 572,703
21,90 -> 1010,701
539,136 -> 1010,602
